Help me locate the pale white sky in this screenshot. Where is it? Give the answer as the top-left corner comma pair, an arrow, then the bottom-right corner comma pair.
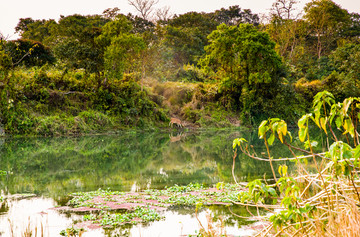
1,0 -> 360,39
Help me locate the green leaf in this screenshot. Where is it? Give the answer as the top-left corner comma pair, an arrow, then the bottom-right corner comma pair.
268,188 -> 277,197
298,115 -> 308,129
335,117 -> 342,129
278,166 -> 282,176
320,117 -> 327,134
258,120 -> 268,138
282,165 -> 288,177
343,118 -> 354,137
342,98 -> 353,115
268,133 -> 275,145
232,138 -> 248,149
299,127 -> 308,143
277,121 -> 287,143
287,131 -> 293,142
353,145 -> 360,159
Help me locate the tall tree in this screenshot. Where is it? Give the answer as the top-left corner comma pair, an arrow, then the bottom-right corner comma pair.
270,0 -> 299,20
304,0 -> 351,58
15,18 -> 57,44
96,15 -> 146,79
104,34 -> 146,79
210,5 -> 259,26
164,12 -> 218,65
201,23 -> 285,120
52,14 -> 109,73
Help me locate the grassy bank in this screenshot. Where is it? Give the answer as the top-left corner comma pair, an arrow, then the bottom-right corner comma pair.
0,67 -> 247,136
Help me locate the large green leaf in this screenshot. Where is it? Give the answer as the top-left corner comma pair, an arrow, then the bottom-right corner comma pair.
299,127 -> 308,143
258,120 -> 268,139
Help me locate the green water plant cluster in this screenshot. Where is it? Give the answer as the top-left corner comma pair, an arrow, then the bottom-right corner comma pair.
100,206 -> 163,227
69,183 -> 242,209
63,182 -> 246,232
232,90 -> 360,236
69,188 -> 125,208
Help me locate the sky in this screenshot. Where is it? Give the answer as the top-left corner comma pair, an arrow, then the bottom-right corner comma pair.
1,0 -> 360,39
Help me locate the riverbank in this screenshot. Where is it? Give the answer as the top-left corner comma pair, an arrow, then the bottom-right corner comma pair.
0,68 -> 245,137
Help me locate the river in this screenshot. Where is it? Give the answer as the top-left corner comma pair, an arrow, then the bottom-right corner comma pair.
0,129 -> 295,236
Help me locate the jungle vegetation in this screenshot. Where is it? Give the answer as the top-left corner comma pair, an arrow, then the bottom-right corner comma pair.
1,0 -> 360,135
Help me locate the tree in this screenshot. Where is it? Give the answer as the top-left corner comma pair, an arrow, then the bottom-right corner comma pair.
163,12 -> 218,65
266,17 -> 310,62
304,0 -> 351,58
155,6 -> 173,22
103,7 -> 121,20
15,18 -> 57,44
128,0 -> 158,21
95,14 -> 132,47
323,43 -> 360,99
210,5 -> 259,26
0,39 -> 12,85
342,13 -> 360,39
127,13 -> 155,34
52,14 -> 109,73
5,39 -> 55,67
104,34 -> 146,79
96,15 -> 146,79
201,23 -> 285,121
270,0 -> 299,20
203,24 -> 282,82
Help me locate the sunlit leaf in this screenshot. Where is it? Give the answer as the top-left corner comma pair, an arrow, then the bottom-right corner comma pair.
354,145 -> 360,159
320,117 -> 327,134
287,131 -> 293,142
343,118 -> 354,137
278,166 -> 282,176
298,115 -> 308,129
268,188 -> 277,197
232,138 -> 247,149
258,120 -> 268,138
299,127 -> 307,143
342,98 -> 353,116
335,117 -> 342,129
278,133 -> 283,143
268,133 -> 275,145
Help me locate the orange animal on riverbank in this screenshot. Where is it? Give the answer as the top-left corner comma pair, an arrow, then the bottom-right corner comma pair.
169,117 -> 183,128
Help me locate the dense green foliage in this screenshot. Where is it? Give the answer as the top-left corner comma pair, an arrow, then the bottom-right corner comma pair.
1,0 -> 360,135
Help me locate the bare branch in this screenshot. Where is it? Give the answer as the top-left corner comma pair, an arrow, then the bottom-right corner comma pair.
271,0 -> 299,20
128,0 -> 159,21
103,7 -> 121,20
155,6 -> 173,22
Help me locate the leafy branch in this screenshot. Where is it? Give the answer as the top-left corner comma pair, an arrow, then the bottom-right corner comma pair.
232,90 -> 360,236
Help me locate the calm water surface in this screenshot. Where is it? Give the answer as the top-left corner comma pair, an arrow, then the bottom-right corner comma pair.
0,129 -> 293,236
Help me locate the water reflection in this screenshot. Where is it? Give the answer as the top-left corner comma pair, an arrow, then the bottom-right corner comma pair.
0,129 -> 286,197
0,129 -> 294,236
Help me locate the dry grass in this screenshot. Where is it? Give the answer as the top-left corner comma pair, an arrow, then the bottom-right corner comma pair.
196,211 -> 228,237
8,217 -> 46,237
253,175 -> 360,237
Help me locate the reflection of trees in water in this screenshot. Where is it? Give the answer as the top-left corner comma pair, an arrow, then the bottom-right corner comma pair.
165,204 -> 256,229
0,129 -> 301,198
